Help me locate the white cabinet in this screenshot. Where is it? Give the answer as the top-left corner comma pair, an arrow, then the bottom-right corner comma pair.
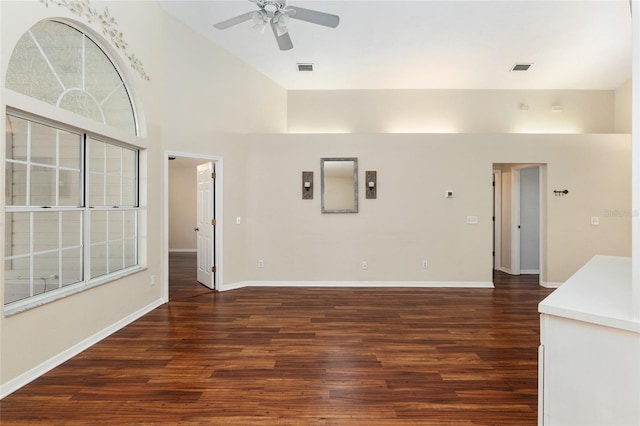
538,256 -> 640,426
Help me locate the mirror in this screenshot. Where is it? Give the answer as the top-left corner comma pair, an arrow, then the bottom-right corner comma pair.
321,158 -> 358,213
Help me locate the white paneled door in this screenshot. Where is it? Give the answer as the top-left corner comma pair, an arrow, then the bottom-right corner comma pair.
196,162 -> 215,289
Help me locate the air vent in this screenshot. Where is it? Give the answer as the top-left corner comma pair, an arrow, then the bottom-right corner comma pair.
297,63 -> 314,72
511,63 -> 532,72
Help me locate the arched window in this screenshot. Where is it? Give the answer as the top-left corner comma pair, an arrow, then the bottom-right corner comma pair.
4,21 -> 141,314
6,20 -> 136,134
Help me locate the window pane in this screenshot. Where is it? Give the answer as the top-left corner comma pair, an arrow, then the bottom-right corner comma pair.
59,129 -> 82,169
122,148 -> 136,179
109,211 -> 124,241
89,172 -> 105,207
30,121 -> 57,166
33,251 -> 59,295
89,139 -> 105,173
102,86 -> 136,133
91,211 -> 107,244
5,212 -> 30,257
5,162 -> 27,206
59,90 -> 104,123
59,169 -> 81,206
5,115 -> 28,161
61,211 -> 82,247
106,175 -> 121,205
106,144 -> 121,174
122,178 -> 136,206
6,31 -> 62,105
124,211 -> 136,236
91,243 -> 107,278
6,21 -> 136,135
4,257 -> 31,304
30,165 -> 56,206
124,239 -> 136,268
109,241 -> 124,272
61,247 -> 82,286
33,211 -> 59,252
29,20 -> 83,90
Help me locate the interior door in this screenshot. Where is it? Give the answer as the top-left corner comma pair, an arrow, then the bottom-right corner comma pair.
196,162 -> 215,289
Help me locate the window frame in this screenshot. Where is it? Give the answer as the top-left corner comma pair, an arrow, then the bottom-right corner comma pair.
3,110 -> 142,316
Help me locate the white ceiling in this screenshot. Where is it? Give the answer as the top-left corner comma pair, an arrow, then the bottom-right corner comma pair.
159,0 -> 632,91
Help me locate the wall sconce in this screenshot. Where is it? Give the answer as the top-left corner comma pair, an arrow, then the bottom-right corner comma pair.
366,170 -> 377,199
553,189 -> 569,197
302,171 -> 313,199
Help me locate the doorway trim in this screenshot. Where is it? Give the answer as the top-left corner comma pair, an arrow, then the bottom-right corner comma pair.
493,163 -> 546,286
493,169 -> 502,271
163,151 -> 223,302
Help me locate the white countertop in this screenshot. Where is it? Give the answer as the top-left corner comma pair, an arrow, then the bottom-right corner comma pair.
539,255 -> 640,333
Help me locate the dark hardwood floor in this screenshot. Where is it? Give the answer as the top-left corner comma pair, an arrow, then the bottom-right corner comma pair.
0,253 -> 554,425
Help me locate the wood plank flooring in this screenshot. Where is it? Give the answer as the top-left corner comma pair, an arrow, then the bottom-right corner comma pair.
0,253 -> 553,425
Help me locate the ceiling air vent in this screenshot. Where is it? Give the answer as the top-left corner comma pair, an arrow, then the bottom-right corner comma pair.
297,63 -> 314,72
511,63 -> 532,72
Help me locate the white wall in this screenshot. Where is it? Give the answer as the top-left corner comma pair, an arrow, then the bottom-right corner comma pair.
288,89 -> 617,134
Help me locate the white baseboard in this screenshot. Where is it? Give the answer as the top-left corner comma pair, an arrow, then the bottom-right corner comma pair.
0,298 -> 164,400
168,249 -> 196,253
220,280 -> 494,291
499,266 -> 513,275
521,269 -> 541,274
540,281 -> 563,289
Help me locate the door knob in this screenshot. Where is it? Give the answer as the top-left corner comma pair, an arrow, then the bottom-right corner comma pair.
194,227 -> 199,232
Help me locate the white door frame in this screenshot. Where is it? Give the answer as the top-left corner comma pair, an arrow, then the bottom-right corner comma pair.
196,161 -> 215,289
510,164 -> 544,279
493,170 -> 502,271
163,151 -> 223,302
493,164 -> 546,285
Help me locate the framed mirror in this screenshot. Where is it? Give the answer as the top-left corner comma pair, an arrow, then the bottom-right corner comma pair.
321,157 -> 358,213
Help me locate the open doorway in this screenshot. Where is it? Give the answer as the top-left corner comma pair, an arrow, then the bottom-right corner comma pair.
493,163 -> 546,284
165,153 -> 222,301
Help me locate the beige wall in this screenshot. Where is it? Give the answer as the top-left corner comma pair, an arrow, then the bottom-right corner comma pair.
615,79 -> 632,133
0,1 -> 287,390
288,89 -> 617,134
243,133 -> 631,285
160,12 -> 287,284
169,165 -> 197,251
0,0 -> 633,397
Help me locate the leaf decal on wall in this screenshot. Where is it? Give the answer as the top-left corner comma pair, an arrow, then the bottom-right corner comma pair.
40,0 -> 150,81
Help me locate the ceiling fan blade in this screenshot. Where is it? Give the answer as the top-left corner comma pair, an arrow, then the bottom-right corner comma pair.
287,6 -> 339,28
270,22 -> 293,51
213,11 -> 255,29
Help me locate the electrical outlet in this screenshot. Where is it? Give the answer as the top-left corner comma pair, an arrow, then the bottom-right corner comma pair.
591,217 -> 600,225
258,260 -> 264,268
236,216 -> 241,225
362,261 -> 368,270
150,275 -> 155,286
422,260 -> 428,269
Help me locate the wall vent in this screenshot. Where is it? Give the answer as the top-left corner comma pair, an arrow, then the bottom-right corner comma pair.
297,63 -> 314,72
511,63 -> 532,72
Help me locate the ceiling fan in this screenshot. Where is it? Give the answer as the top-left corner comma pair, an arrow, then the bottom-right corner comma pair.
213,0 -> 340,51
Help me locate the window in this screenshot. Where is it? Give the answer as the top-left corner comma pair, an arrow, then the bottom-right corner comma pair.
4,115 -> 139,308
6,20 -> 136,135
4,20 -> 140,312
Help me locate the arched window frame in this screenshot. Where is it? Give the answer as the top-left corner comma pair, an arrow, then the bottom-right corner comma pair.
3,19 -> 146,316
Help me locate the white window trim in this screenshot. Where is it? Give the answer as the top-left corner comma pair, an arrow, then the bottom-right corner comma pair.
3,110 -> 143,316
